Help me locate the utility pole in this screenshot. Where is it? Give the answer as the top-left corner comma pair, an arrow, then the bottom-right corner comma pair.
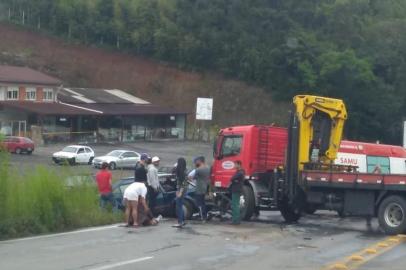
22,10 -> 25,25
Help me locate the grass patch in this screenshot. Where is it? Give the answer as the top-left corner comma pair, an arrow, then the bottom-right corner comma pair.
0,151 -> 121,240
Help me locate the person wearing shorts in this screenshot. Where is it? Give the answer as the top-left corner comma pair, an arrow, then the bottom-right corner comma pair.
123,182 -> 150,227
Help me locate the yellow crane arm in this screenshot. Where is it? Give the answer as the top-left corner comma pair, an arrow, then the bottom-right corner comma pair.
293,95 -> 347,170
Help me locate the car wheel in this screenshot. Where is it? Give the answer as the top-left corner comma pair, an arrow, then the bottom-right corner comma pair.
26,150 -> 33,155
88,157 -> 94,165
109,162 -> 117,170
15,148 -> 22,154
182,200 -> 194,220
68,158 -> 76,166
378,195 -> 406,235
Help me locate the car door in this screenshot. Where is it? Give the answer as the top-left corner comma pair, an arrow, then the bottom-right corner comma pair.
122,152 -> 138,168
76,148 -> 87,163
85,147 -> 93,162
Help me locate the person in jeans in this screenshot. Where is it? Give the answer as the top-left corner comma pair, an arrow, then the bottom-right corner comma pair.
192,156 -> 210,221
230,160 -> 245,225
147,156 -> 160,216
96,162 -> 117,212
173,157 -> 188,228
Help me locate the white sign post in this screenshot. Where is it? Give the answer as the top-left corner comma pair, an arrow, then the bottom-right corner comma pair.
403,121 -> 406,148
195,98 -> 213,141
196,98 -> 213,120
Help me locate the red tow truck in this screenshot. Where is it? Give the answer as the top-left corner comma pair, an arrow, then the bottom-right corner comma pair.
211,95 -> 406,234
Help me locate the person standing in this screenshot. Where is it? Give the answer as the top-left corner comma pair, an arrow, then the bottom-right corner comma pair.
123,181 -> 148,227
173,157 -> 188,228
96,162 -> 117,212
193,156 -> 210,221
230,160 -> 245,225
134,153 -> 149,184
147,156 -> 160,216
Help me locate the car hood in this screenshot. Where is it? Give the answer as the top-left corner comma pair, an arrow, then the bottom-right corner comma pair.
94,156 -> 118,162
53,151 -> 76,158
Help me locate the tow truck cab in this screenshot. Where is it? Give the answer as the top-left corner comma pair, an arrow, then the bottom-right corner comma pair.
211,125 -> 287,190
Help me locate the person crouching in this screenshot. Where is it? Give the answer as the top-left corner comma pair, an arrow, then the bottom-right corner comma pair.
123,182 -> 159,227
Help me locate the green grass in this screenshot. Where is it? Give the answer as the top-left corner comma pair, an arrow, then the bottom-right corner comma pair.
0,151 -> 121,240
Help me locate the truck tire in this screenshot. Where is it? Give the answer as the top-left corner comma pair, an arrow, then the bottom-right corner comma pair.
279,199 -> 301,223
241,185 -> 255,221
378,195 -> 406,235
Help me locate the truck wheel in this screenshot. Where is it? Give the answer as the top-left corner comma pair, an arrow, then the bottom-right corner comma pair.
241,185 -> 255,221
378,195 -> 406,235
279,199 -> 301,223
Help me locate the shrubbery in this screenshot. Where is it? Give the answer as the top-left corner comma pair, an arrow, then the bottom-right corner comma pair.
0,151 -> 120,240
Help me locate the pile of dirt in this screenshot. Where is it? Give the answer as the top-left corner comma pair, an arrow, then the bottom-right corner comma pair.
0,23 -> 289,129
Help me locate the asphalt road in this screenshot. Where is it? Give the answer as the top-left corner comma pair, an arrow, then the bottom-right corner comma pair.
4,141 -> 406,269
1,211 -> 405,270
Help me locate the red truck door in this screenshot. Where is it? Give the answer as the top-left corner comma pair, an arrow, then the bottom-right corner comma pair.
212,134 -> 245,188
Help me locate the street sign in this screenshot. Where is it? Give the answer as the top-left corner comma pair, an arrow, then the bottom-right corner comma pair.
196,98 -> 213,120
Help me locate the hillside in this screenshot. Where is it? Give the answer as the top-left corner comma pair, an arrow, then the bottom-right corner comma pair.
0,23 -> 288,133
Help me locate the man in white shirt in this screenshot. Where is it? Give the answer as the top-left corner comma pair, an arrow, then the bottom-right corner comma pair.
147,156 -> 161,216
123,182 -> 153,227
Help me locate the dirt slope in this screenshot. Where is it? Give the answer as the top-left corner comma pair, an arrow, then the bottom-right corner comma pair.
0,23 -> 288,129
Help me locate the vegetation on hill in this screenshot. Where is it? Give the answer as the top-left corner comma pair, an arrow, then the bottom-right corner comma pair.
1,0 -> 406,143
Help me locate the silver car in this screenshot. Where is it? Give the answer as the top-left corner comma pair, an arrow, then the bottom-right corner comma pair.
93,150 -> 140,170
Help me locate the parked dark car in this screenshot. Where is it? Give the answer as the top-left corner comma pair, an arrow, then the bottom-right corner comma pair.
1,136 -> 35,154
112,175 -> 198,220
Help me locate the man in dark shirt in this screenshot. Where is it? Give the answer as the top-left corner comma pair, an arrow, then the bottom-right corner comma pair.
134,153 -> 149,183
230,160 -> 245,225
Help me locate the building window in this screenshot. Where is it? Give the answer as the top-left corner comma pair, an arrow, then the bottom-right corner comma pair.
7,87 -> 19,100
26,87 -> 36,101
43,88 -> 53,101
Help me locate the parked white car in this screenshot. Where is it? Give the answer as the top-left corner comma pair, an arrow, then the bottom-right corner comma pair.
93,150 -> 140,170
52,145 -> 95,165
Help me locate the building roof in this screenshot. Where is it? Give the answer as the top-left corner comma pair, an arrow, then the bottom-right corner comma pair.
0,101 -> 98,115
0,87 -> 187,116
58,88 -> 150,104
0,65 -> 62,86
0,101 -> 187,116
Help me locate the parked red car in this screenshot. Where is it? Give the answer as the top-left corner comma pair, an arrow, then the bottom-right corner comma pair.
1,136 -> 35,154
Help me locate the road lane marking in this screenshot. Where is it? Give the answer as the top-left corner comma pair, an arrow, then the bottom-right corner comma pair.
0,224 -> 121,244
322,234 -> 406,270
87,257 -> 153,270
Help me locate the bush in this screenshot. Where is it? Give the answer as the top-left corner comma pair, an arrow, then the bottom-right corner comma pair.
0,152 -> 121,240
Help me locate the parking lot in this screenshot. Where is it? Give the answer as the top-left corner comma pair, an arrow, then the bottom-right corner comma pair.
8,140 -> 213,179
4,141 -> 406,269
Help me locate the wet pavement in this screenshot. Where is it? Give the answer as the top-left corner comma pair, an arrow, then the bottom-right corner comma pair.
1,211 -> 405,270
